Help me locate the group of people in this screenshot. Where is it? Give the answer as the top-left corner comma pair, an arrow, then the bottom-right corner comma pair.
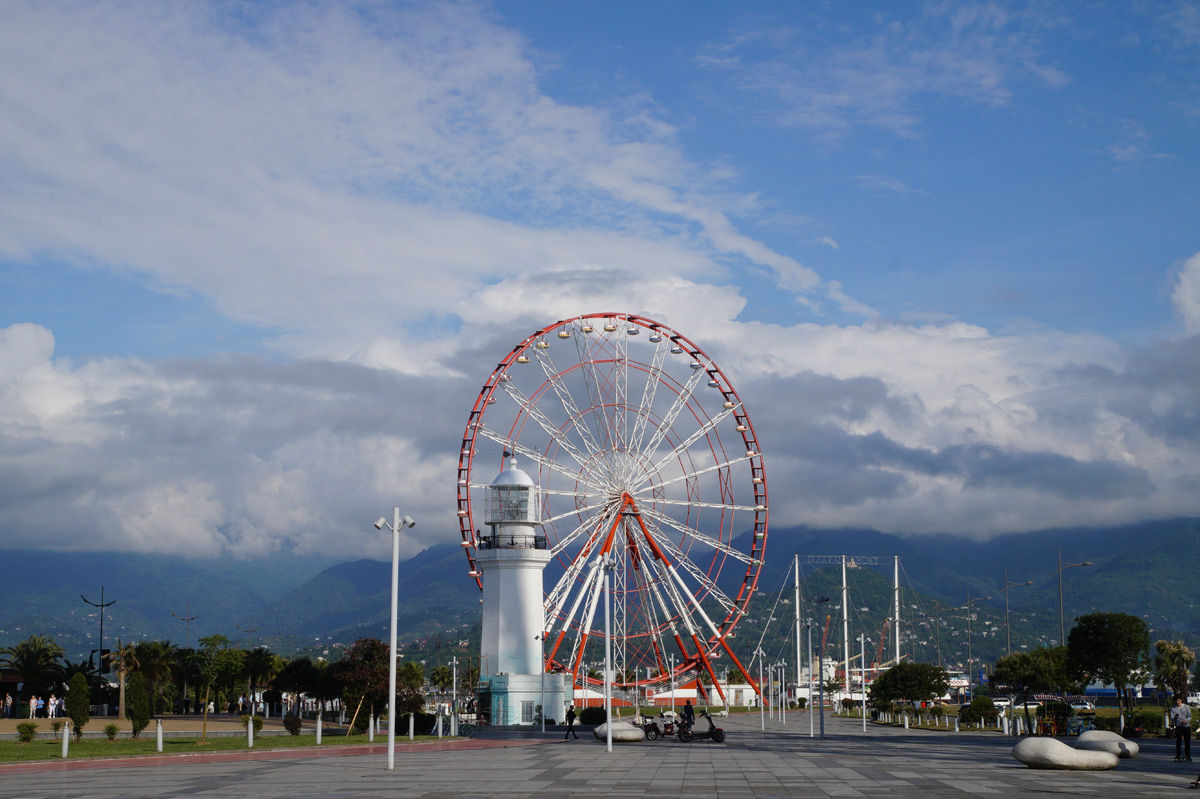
1,692 -> 62,718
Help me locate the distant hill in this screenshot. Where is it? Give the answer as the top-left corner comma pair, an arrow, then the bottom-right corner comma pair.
0,549 -> 328,658
2,517 -> 1198,670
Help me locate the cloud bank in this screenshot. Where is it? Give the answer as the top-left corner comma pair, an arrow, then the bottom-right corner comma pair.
1,2 -> 1198,560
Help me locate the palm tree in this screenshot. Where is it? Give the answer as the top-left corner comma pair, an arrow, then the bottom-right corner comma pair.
243,647 -> 278,710
133,640 -> 177,715
430,664 -> 453,698
0,635 -> 66,701
104,639 -> 139,720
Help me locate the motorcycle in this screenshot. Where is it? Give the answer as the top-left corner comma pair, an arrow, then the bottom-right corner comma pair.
642,713 -> 679,740
679,711 -> 726,743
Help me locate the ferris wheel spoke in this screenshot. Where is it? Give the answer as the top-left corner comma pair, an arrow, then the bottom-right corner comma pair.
636,505 -> 752,566
547,513 -> 608,562
629,453 -> 752,497
500,382 -> 593,471
572,328 -> 619,459
476,426 -> 583,484
634,367 -> 710,466
546,545 -> 604,646
626,341 -> 669,458
532,345 -> 607,461
643,496 -> 762,513
643,523 -> 739,615
631,406 -> 739,494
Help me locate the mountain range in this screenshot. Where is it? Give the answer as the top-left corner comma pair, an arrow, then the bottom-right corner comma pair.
2,517 -> 1197,671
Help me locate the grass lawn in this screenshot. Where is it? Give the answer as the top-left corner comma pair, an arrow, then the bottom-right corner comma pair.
0,733 -> 442,764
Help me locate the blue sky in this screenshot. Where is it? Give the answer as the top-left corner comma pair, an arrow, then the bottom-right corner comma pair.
0,1 -> 1198,560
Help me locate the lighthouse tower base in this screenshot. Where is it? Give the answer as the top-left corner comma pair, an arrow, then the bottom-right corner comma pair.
483,672 -> 568,727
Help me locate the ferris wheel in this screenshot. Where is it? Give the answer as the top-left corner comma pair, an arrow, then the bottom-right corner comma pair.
456,313 -> 767,700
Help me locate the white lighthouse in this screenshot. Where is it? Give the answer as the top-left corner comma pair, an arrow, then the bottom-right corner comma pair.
476,454 -> 567,726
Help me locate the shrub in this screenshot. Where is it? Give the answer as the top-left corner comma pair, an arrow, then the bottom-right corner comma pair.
960,696 -> 999,725
841,698 -> 857,712
795,697 -> 807,710
125,672 -> 151,739
1130,707 -> 1165,735
578,706 -> 607,725
66,672 -> 91,741
51,721 -> 64,740
1094,714 -> 1121,732
240,714 -> 265,734
104,723 -> 120,741
16,722 -> 38,743
283,715 -> 303,736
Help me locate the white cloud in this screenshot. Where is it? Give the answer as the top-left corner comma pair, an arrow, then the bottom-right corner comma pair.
0,0 -> 843,365
1173,251 -> 1200,335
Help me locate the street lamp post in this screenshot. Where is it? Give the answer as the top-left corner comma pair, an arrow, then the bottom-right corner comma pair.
814,596 -> 831,739
602,553 -> 614,753
858,634 -> 867,732
374,508 -> 416,771
81,587 -> 116,709
806,618 -> 814,738
963,591 -> 991,699
999,571 -> 1034,657
755,647 -> 765,730
1054,548 -> 1093,646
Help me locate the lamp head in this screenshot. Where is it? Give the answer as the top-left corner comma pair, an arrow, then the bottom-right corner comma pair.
1082,561 -> 1093,566
402,515 -> 416,528
373,517 -> 387,530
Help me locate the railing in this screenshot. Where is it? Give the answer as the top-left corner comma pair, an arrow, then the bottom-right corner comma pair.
476,534 -> 548,550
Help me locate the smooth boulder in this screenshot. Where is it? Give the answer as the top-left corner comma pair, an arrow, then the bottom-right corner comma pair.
1011,737 -> 1118,770
1075,729 -> 1139,758
593,721 -> 643,742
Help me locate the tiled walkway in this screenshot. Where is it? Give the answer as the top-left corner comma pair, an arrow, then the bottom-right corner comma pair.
0,713 -> 1193,797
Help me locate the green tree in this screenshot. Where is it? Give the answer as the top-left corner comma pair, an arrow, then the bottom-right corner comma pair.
274,657 -> 319,715
1153,640 -> 1196,699
430,664 -> 453,696
339,638 -> 391,730
993,648 -> 1066,733
133,640 -> 176,716
0,634 -> 66,697
103,638 -> 139,722
243,647 -> 278,707
196,634 -> 245,741
65,672 -> 90,741
868,662 -> 950,705
125,671 -> 151,738
1067,612 -> 1151,715
396,661 -> 426,715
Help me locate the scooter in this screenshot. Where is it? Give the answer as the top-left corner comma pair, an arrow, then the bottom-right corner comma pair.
680,711 -> 726,743
642,713 -> 679,740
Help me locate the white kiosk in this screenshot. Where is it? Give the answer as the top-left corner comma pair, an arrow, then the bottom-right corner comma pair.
476,455 -> 567,726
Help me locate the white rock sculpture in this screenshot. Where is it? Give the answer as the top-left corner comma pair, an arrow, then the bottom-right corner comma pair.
1075,729 -> 1139,758
593,721 -> 644,742
1011,737 -> 1119,770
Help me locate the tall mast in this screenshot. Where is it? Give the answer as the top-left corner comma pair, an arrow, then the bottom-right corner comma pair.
894,555 -> 901,664
842,556 -> 850,697
794,555 -> 801,694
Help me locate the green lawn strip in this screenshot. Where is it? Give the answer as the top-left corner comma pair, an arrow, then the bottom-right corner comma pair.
0,733 -> 444,764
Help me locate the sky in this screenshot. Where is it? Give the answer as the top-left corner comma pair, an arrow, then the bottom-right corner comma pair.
1,0 -> 1198,563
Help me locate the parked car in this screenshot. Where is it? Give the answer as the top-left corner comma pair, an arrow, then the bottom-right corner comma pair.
1069,700 -> 1095,710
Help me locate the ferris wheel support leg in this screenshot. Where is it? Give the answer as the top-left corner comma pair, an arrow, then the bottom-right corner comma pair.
719,637 -> 761,698
691,633 -> 727,705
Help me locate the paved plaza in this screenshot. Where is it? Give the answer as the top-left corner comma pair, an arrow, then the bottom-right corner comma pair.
1,712 -> 1195,798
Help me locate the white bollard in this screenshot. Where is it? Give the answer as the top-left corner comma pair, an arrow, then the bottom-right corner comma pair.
1002,716 -> 1009,735
903,714 -> 909,729
437,714 -> 443,738
248,716 -> 254,748
368,715 -> 374,742
954,717 -> 960,732
408,713 -> 414,741
156,719 -> 163,752
1119,713 -> 1124,733
316,712 -> 323,744
62,720 -> 70,758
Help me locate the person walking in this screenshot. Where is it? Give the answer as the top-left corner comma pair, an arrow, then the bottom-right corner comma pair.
682,699 -> 695,729
564,705 -> 578,739
1172,696 -> 1192,762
